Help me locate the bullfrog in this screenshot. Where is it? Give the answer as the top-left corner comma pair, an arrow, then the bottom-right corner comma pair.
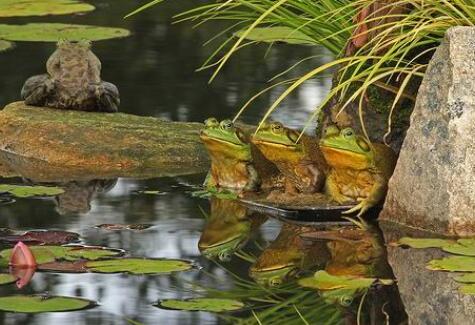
249,224 -> 330,287
319,125 -> 397,217
21,40 -> 120,112
251,121 -> 328,194
198,198 -> 266,261
200,118 -> 281,193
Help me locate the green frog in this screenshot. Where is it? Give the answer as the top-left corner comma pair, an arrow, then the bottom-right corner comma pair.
198,198 -> 266,261
21,39 -> 120,112
200,118 -> 281,193
319,125 -> 397,217
251,121 -> 328,194
249,224 -> 330,287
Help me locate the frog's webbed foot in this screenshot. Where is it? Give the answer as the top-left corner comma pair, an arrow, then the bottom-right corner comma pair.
342,198 -> 372,217
93,81 -> 120,112
21,74 -> 55,106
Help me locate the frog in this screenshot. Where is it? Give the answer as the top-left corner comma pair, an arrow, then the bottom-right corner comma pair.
200,118 -> 282,193
319,125 -> 397,217
21,39 -> 120,112
198,198 -> 267,261
251,121 -> 328,195
249,224 -> 330,287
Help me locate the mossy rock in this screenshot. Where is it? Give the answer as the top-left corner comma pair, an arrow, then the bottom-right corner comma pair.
0,102 -> 209,178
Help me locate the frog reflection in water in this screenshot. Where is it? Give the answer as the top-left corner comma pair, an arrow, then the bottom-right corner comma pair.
198,198 -> 267,261
319,125 -> 397,216
251,121 -> 328,195
21,40 -> 120,112
200,118 -> 281,193
249,224 -> 330,287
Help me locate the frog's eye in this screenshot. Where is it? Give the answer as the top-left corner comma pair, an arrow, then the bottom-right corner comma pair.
339,295 -> 354,307
204,118 -> 219,128
341,128 -> 355,138
220,120 -> 234,130
269,277 -> 283,287
271,122 -> 284,133
357,139 -> 371,152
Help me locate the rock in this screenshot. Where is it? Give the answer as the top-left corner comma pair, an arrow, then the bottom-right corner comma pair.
380,27 -> 475,235
0,102 -> 209,178
380,222 -> 475,324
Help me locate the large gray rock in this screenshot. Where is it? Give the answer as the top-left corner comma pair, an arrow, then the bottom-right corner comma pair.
381,27 -> 475,236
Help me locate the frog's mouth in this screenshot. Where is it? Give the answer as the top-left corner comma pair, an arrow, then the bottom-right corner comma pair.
200,132 -> 245,148
252,138 -> 298,150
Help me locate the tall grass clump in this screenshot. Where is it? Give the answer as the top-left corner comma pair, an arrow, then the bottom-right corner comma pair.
128,1 -> 475,135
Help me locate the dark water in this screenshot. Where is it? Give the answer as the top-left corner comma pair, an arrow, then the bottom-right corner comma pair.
0,1 -> 461,325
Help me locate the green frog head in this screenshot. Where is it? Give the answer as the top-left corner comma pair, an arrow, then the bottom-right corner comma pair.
249,257 -> 301,287
319,126 -> 375,170
252,121 -> 302,152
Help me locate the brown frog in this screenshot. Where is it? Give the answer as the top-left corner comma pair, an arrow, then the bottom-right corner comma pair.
21,40 -> 120,112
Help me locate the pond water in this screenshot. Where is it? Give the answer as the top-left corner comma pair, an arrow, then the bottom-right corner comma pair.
0,1 -> 471,325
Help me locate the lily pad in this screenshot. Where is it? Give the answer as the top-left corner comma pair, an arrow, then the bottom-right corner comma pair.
95,224 -> 153,231
86,258 -> 194,275
443,239 -> 475,256
395,237 -> 455,249
0,295 -> 96,313
0,273 -> 16,285
157,298 -> 244,313
138,190 -> 164,195
428,256 -> 475,272
0,184 -> 64,198
459,284 -> 475,295
0,0 -> 95,17
0,230 -> 80,245
0,23 -> 130,42
234,27 -> 315,45
453,273 -> 475,283
0,40 -> 13,52
298,270 -> 393,291
0,245 -> 122,265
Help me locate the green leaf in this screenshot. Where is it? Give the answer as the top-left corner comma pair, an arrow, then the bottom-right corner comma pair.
459,284 -> 475,295
0,245 -> 122,265
0,295 -> 96,313
0,184 -> 64,198
86,258 -> 194,274
443,239 -> 475,256
234,26 -> 315,45
157,298 -> 244,313
395,237 -> 455,249
453,273 -> 475,284
0,273 -> 16,285
139,190 -> 163,195
0,40 -> 13,52
298,270 -> 382,291
428,256 -> 475,272
0,0 -> 95,17
0,23 -> 130,42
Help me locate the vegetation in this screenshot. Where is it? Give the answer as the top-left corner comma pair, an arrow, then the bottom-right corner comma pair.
129,0 -> 475,136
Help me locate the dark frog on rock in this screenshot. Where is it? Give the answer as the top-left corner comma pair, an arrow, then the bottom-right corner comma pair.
319,125 -> 397,217
200,118 -> 261,192
251,121 -> 328,195
21,40 -> 120,112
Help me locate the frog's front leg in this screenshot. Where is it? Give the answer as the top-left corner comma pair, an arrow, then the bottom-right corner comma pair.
21,74 -> 55,106
91,81 -> 120,112
342,173 -> 387,217
325,173 -> 353,204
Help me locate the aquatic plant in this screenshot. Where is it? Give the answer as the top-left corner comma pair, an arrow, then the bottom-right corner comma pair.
129,0 -> 475,136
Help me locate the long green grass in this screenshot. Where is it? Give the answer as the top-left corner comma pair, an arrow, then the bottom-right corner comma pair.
128,0 -> 475,136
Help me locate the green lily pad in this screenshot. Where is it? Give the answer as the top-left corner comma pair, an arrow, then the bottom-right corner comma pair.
0,184 -> 64,198
0,40 -> 13,52
0,245 -> 122,265
139,190 -> 164,195
0,0 -> 95,17
0,273 -> 16,285
443,239 -> 475,256
0,23 -> 130,42
395,237 -> 455,249
86,258 -> 194,275
427,256 -> 475,272
234,27 -> 315,45
453,273 -> 475,283
298,270 -> 393,291
0,295 -> 96,313
157,298 -> 244,313
192,189 -> 238,200
459,284 -> 475,295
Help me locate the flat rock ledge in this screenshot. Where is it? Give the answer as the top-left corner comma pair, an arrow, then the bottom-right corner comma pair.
0,102 -> 209,177
381,27 -> 475,236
